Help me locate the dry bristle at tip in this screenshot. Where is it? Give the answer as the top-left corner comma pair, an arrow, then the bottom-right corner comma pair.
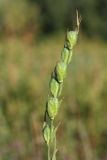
76,10 -> 82,32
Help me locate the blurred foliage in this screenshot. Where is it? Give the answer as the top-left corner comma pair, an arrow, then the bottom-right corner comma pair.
0,0 -> 107,39
0,0 -> 40,39
0,33 -> 107,159
0,0 -> 107,160
32,0 -> 107,39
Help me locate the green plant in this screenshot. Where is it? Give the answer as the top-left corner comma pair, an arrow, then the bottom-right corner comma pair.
43,12 -> 81,160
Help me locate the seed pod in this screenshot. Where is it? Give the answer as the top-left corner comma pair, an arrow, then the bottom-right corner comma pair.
47,97 -> 59,120
61,48 -> 70,64
65,31 -> 78,50
43,123 -> 50,146
56,61 -> 67,83
50,78 -> 59,97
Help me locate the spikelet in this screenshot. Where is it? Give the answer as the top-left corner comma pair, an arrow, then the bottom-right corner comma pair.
47,97 -> 59,120
43,123 -> 50,146
50,78 -> 59,97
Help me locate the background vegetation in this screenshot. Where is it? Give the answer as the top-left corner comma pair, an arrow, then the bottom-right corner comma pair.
0,0 -> 107,160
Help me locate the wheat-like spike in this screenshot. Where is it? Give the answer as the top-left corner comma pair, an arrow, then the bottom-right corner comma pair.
43,14 -> 80,160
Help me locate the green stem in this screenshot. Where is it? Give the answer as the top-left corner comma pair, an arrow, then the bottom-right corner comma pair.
48,120 -> 53,160
51,122 -> 57,160
50,120 -> 53,142
52,134 -> 57,160
48,144 -> 51,160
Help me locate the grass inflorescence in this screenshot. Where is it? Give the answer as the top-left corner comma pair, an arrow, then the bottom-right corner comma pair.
43,14 -> 81,160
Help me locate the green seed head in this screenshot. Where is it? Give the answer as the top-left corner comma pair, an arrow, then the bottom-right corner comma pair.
43,123 -> 50,146
56,61 -> 67,83
61,48 -> 73,64
47,97 -> 59,120
50,78 -> 59,97
65,31 -> 78,49
61,48 -> 69,64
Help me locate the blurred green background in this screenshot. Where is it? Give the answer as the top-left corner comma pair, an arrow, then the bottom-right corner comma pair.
0,0 -> 107,159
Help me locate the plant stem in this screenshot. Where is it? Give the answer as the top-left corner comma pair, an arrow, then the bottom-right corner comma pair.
48,144 -> 51,160
48,120 -> 54,160
52,134 -> 57,160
